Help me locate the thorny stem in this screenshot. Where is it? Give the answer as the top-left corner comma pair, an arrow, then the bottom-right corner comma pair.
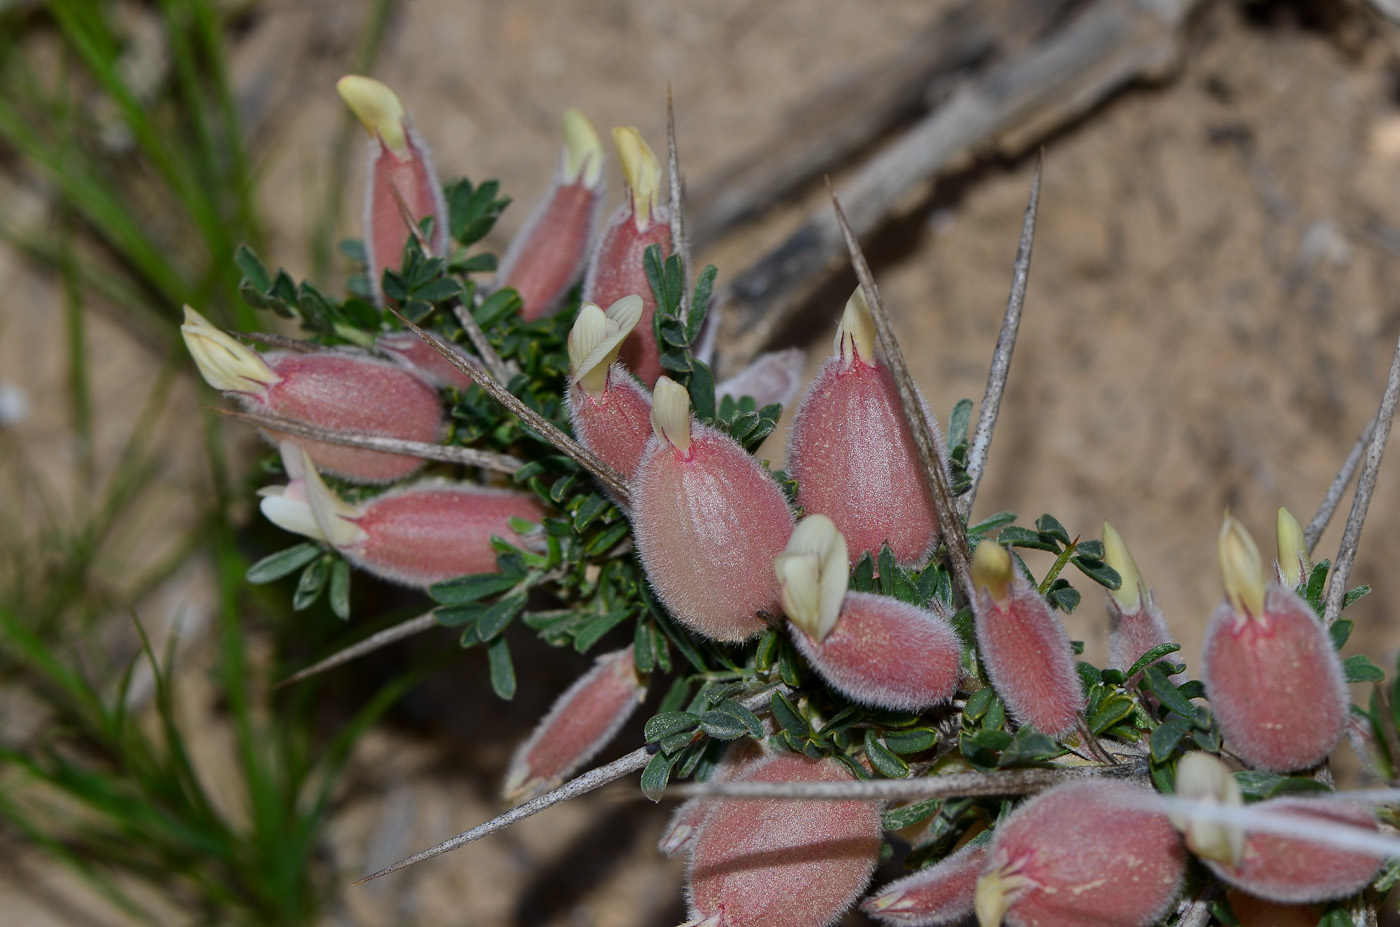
1323,324 -> 1400,626
354,746 -> 652,883
215,408 -> 524,474
450,297 -> 514,384
276,612 -> 436,688
392,310 -> 633,504
959,154 -> 1041,520
667,86 -> 690,328
669,759 -> 1145,802
1305,410 -> 1378,554
827,185 -> 974,603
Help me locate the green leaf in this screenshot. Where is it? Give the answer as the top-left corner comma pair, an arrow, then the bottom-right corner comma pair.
1071,557 -> 1121,590
883,727 -> 939,755
645,712 -> 702,744
999,730 -> 1060,767
640,750 -> 679,801
1329,618 -> 1353,651
881,797 -> 942,831
755,629 -> 780,672
968,511 -> 1016,537
1047,584 -> 1080,614
947,398 -> 973,450
864,729 -> 910,778
293,556 -> 331,611
1142,664 -> 1197,719
1076,539 -> 1105,560
233,243 -> 271,291
1125,643 -> 1182,680
689,361 -> 716,422
412,277 -> 462,303
698,710 -> 749,741
709,700 -> 764,739
1344,654 -> 1386,684
688,266 -> 718,342
998,525 -> 1059,553
475,592 -> 527,641
328,559 -> 351,621
245,543 -> 320,584
429,573 -> 521,605
1089,694 -> 1136,735
1149,715 -> 1191,762
770,691 -> 809,738
573,609 -> 632,653
1304,559 -> 1331,614
476,288 -> 523,328
964,687 -> 995,721
487,637 -> 516,700
1343,585 -> 1371,610
1035,514 -> 1070,547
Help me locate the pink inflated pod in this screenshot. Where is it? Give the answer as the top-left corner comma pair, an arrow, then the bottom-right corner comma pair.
495,109 -> 605,320
776,515 -> 962,711
272,444 -> 544,588
565,296 -> 652,483
1175,752 -> 1384,904
376,330 -> 475,392
337,75 -> 449,306
786,289 -> 941,567
975,780 -> 1185,927
1273,506 -> 1310,589
970,541 -> 1084,737
862,841 -> 985,927
582,127 -> 671,386
1200,515 -> 1347,772
659,738 -> 767,858
502,646 -> 647,803
1101,521 -> 1175,680
632,378 -> 795,642
181,307 -> 443,483
684,753 -> 881,927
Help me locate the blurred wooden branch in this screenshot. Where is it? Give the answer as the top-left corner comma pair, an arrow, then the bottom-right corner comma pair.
714,0 -> 1202,376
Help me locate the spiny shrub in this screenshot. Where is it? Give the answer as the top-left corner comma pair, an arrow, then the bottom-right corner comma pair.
188,75 -> 1400,926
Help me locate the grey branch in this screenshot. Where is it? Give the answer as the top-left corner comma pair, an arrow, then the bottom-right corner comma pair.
1324,324 -> 1400,625
393,311 -> 633,504
959,155 -> 1041,520
1305,411 -> 1378,554
451,299 -> 514,385
667,86 -> 691,327
828,189 -> 975,603
276,612 -> 437,688
216,408 -> 524,475
716,0 -> 1199,375
669,759 -> 1145,802
234,331 -> 318,352
354,746 -> 651,884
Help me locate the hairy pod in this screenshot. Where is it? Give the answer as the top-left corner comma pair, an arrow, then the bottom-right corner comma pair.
266,444 -> 544,588
633,378 -> 795,642
685,753 -> 881,927
1201,516 -> 1347,771
975,779 -> 1185,927
582,127 -> 671,386
862,842 -> 985,926
182,307 -> 443,483
496,109 -> 605,319
502,647 -> 647,803
337,76 -> 448,306
659,739 -> 767,858
971,542 -> 1084,736
786,289 -> 940,566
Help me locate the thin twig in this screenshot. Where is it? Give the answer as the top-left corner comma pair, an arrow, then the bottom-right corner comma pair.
392,310 -> 632,504
827,186 -> 974,602
276,612 -> 437,688
450,299 -> 514,384
667,86 -> 690,328
1305,411 -> 1378,553
670,760 -> 1144,802
214,408 -> 524,474
1324,325 -> 1400,626
959,154 -> 1041,520
354,746 -> 651,884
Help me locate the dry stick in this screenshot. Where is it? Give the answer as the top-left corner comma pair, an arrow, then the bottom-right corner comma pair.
277,613 -> 437,688
666,86 -> 690,327
1323,325 -> 1400,626
392,310 -> 632,504
670,760 -> 1144,802
827,188 -> 974,603
1305,411 -> 1378,554
716,0 -> 1199,375
354,745 -> 652,884
958,155 -> 1042,520
449,299 -> 514,385
215,408 -> 524,475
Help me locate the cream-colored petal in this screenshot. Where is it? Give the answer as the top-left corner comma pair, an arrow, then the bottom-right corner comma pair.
286,444 -> 369,551
180,306 -> 279,394
561,109 -> 604,189
1275,506 -> 1309,589
1173,751 -> 1245,866
336,75 -> 409,156
777,515 -> 849,642
568,296 -> 643,394
972,541 -> 1013,604
650,376 -> 692,452
834,288 -> 876,367
1101,521 -> 1144,613
612,126 -> 661,228
1219,513 -> 1265,619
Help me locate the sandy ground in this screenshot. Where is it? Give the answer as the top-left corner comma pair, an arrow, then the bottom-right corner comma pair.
8,0 -> 1400,924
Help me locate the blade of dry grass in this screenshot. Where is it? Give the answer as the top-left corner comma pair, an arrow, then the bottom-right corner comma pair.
1305,411 -> 1377,554
277,612 -> 436,688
